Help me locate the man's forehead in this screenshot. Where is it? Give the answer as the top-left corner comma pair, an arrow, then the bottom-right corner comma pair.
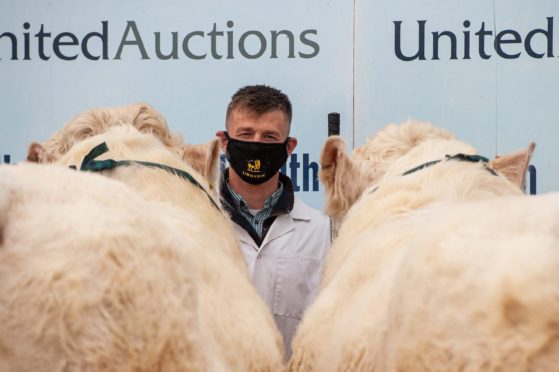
230,107 -> 286,120
229,108 -> 258,121
228,109 -> 289,129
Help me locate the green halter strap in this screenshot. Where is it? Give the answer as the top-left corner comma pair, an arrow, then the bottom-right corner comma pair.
72,142 -> 220,210
368,153 -> 497,195
402,153 -> 496,177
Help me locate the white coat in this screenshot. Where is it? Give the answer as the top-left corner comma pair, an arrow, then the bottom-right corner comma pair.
233,196 -> 331,359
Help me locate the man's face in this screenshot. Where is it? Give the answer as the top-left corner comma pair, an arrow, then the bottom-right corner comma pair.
217,108 -> 297,154
227,109 -> 289,143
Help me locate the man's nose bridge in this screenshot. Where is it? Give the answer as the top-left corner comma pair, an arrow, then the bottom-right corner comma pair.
252,132 -> 264,142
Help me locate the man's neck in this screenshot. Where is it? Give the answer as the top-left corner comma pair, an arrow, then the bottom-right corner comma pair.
228,169 -> 280,209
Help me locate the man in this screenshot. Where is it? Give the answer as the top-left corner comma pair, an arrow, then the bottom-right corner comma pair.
216,85 -> 331,358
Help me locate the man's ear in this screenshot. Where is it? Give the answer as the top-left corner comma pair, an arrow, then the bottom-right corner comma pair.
215,131 -> 228,153
320,136 -> 363,219
489,142 -> 535,191
287,137 -> 298,156
27,142 -> 53,163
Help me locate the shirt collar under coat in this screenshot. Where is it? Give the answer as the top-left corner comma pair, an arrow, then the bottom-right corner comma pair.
220,169 -> 311,221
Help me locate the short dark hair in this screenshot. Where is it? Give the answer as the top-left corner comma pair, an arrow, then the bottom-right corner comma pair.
226,85 -> 292,128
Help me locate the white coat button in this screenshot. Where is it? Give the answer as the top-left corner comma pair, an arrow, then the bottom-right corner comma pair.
257,253 -> 262,259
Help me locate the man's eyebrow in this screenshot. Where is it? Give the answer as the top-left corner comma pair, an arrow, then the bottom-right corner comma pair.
234,126 -> 255,132
263,130 -> 281,136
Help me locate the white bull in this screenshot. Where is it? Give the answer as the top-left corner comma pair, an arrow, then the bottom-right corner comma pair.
0,162 -> 222,371
1,105 -> 284,371
289,120 -> 559,371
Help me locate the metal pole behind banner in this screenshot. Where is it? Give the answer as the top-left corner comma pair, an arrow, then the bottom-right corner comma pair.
528,165 -> 536,195
326,113 -> 341,241
328,112 -> 340,137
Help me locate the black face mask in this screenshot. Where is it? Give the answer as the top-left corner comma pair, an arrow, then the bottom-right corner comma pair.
224,131 -> 290,185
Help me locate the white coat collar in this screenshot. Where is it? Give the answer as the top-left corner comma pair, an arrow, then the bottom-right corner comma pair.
290,196 -> 312,221
236,197 -> 311,251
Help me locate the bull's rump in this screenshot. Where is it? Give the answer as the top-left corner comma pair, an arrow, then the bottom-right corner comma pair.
382,194 -> 559,368
303,193 -> 559,371
0,164 -> 212,371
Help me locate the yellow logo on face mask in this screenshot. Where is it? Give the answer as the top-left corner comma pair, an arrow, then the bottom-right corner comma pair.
247,159 -> 261,173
